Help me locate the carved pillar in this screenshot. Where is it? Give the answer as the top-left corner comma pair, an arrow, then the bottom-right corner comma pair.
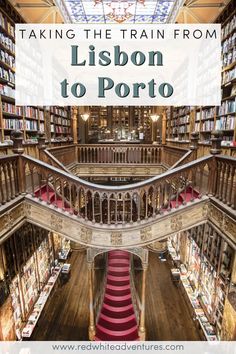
71,107 -> 78,144
11,130 -> 24,155
190,131 -> 199,160
138,262 -> 148,340
37,131 -> 46,160
210,130 -> 223,155
209,131 -> 223,196
161,110 -> 167,145
88,261 -> 95,340
11,130 -> 26,194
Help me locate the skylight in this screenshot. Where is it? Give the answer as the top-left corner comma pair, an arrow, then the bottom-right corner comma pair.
64,0 -> 176,24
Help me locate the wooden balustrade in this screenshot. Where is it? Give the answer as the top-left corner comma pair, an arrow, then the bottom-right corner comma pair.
161,146 -> 189,168
0,153 -> 235,223
77,144 -> 162,164
20,155 -> 216,223
46,143 -> 190,169
46,145 -> 77,167
211,155 -> 236,209
0,155 -> 20,205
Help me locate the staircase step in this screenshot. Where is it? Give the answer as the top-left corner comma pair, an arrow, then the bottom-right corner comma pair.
99,313 -> 136,324
107,274 -> 130,282
108,259 -> 130,266
106,288 -> 131,297
101,306 -> 134,319
96,324 -> 139,341
104,293 -> 132,302
106,283 -> 131,291
108,266 -> 130,272
98,317 -> 137,332
102,302 -> 134,313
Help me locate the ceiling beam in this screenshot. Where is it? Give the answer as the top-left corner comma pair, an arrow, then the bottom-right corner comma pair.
15,2 -> 51,8
184,7 -> 206,22
188,3 -> 225,8
36,6 -> 56,23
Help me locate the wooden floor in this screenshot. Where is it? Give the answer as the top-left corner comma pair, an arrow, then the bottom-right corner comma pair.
31,250 -> 201,341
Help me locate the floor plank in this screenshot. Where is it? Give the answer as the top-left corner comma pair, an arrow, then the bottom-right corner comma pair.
30,250 -> 201,341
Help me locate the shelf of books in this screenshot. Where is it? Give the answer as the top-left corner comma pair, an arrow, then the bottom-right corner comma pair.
166,3 -> 236,149
88,106 -> 108,142
50,106 -> 71,142
168,223 -> 234,340
0,3 -> 72,147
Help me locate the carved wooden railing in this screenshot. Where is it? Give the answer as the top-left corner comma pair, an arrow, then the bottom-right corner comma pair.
94,255 -> 108,324
169,149 -> 194,170
161,146 -> 190,168
130,257 -> 141,325
40,149 -> 70,174
77,144 -> 162,165
0,154 -> 235,223
0,155 -> 20,204
47,145 -> 77,167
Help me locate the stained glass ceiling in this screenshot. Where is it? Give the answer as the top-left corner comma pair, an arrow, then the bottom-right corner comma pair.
64,0 -> 176,24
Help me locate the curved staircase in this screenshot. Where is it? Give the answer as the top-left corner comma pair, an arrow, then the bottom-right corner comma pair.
95,251 -> 139,341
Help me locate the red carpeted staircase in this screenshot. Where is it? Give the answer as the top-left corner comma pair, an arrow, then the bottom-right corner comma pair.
169,187 -> 199,209
35,185 -> 199,217
94,251 -> 139,341
34,185 -> 72,212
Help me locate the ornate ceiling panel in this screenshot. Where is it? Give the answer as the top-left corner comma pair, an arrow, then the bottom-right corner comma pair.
64,0 -> 176,24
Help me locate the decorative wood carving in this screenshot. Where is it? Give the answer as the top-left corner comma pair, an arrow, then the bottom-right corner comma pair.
170,215 -> 183,231
79,227 -> 92,243
111,232 -> 122,246
140,227 -> 152,242
50,215 -> 63,232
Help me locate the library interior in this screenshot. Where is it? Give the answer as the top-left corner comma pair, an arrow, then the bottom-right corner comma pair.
0,0 -> 235,343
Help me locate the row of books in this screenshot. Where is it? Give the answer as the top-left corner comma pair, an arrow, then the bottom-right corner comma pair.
222,47 -> 236,67
178,125 -> 190,134
0,83 -> 14,98
222,33 -> 236,54
222,67 -> 236,84
202,108 -> 215,120
0,30 -> 15,53
221,15 -> 236,39
217,99 -> 236,115
51,125 -> 70,134
173,107 -> 190,118
25,120 -> 38,131
0,12 -> 14,38
3,118 -> 23,130
215,116 -> 235,130
24,107 -> 44,120
50,107 -> 68,117
3,118 -> 40,131
0,49 -> 14,69
2,102 -> 23,115
0,66 -> 15,84
178,115 -> 190,124
51,115 -> 70,126
202,120 -> 215,132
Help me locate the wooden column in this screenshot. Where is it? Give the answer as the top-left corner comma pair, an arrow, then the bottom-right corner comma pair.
72,107 -> 78,144
88,261 -> 95,340
162,110 -> 167,145
190,131 -> 199,160
11,130 -> 26,194
37,131 -> 46,161
138,262 -> 148,340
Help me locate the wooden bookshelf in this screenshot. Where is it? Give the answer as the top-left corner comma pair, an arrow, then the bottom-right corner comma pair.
170,223 -> 235,339
85,106 -> 153,143
0,1 -> 72,145
166,0 -> 236,149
